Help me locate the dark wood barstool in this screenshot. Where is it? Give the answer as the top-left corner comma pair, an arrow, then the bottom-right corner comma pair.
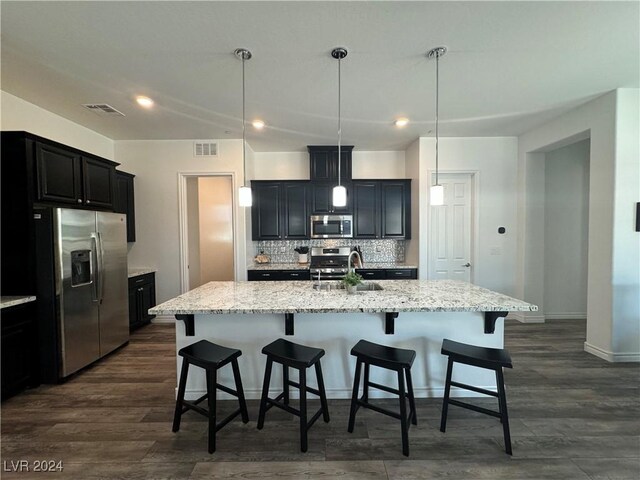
257,338 -> 330,452
440,338 -> 513,455
347,339 -> 417,456
172,340 -> 249,453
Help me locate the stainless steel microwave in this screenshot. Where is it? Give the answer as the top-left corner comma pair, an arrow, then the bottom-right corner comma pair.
310,215 -> 353,238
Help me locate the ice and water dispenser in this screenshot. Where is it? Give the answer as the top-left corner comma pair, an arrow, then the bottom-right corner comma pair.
71,250 -> 91,286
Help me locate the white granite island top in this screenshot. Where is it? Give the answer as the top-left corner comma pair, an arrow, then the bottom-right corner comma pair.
150,279 -> 537,315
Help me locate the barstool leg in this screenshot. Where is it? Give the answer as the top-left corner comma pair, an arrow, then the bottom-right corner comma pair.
440,357 -> 454,433
299,368 -> 308,452
257,358 -> 273,430
347,359 -> 363,433
172,359 -> 189,433
363,363 -> 370,402
283,365 -> 290,405
315,361 -> 330,423
405,367 -> 417,426
231,358 -> 249,424
397,369 -> 409,456
496,368 -> 512,455
206,369 -> 217,454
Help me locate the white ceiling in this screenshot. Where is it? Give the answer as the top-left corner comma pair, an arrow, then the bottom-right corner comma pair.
1,1 -> 638,152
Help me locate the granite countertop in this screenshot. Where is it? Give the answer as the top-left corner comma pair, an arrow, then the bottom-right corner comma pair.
150,279 -> 537,315
128,267 -> 157,278
247,262 -> 418,271
0,296 -> 37,310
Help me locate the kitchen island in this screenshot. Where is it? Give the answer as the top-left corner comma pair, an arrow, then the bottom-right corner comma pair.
150,280 -> 537,400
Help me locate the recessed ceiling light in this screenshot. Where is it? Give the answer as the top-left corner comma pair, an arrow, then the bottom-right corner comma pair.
394,118 -> 409,127
135,96 -> 154,108
252,119 -> 265,129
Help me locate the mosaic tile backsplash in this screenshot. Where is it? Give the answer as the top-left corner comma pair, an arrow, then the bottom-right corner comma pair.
253,239 -> 405,264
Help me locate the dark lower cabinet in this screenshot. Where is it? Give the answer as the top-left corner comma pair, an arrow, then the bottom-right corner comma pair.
115,171 -> 136,242
128,273 -> 156,330
1,302 -> 39,401
247,270 -> 311,281
356,268 -> 418,280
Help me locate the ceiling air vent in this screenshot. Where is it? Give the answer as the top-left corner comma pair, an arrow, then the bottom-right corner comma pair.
82,104 -> 125,116
194,141 -> 218,157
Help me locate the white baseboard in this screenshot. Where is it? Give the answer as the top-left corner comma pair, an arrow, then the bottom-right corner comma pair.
151,315 -> 175,324
181,385 -> 497,401
510,313 -> 545,324
545,312 -> 587,320
584,342 -> 640,362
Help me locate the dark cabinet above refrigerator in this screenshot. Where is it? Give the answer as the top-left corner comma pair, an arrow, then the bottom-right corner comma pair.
308,145 -> 353,182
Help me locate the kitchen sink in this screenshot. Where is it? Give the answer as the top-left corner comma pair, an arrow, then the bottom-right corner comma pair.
313,282 -> 383,292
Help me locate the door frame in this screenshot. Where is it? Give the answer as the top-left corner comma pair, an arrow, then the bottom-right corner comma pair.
426,170 -> 480,284
177,172 -> 237,293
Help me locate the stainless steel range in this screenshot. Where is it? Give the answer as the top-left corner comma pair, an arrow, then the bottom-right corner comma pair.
309,246 -> 350,280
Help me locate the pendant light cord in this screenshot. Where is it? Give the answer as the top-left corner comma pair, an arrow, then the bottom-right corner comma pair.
242,55 -> 247,188
337,54 -> 342,188
435,51 -> 439,186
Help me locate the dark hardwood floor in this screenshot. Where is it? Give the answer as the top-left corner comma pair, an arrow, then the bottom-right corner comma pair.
1,319 -> 638,479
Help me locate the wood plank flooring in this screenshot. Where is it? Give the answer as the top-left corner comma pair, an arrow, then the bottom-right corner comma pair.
1,319 -> 638,479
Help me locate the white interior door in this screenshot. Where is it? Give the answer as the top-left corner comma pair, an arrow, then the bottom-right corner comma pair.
429,173 -> 473,281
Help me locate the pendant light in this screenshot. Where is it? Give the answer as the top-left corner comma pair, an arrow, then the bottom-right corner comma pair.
332,47 -> 348,208
235,48 -> 252,207
427,46 -> 447,206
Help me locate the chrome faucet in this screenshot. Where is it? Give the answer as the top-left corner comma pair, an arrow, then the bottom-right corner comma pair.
317,270 -> 321,286
347,251 -> 362,276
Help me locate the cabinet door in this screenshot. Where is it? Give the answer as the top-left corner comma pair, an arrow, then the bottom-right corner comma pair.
386,268 -> 417,279
247,270 -> 281,281
282,182 -> 309,239
309,150 -> 333,181
353,182 -> 378,238
35,142 -> 82,205
1,323 -> 31,400
356,269 -> 386,280
251,182 -> 282,240
332,150 -> 352,183
128,286 -> 138,328
279,270 -> 311,281
140,282 -> 156,322
311,182 -> 351,214
381,181 -> 410,239
115,172 -> 136,242
82,157 -> 115,209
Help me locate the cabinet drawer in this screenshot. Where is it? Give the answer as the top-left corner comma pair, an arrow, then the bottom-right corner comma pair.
386,269 -> 417,279
128,272 -> 155,287
279,270 -> 310,281
356,269 -> 386,280
248,270 -> 280,281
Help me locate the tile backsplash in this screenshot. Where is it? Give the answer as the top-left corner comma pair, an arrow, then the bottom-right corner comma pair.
253,239 -> 405,264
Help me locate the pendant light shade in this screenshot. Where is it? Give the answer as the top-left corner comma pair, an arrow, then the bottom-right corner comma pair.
332,185 -> 347,207
427,46 -> 447,206
332,47 -> 348,208
235,48 -> 252,208
239,185 -> 252,207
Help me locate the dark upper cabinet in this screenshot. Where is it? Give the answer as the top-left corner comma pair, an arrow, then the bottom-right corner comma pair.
115,171 -> 136,242
35,142 -> 83,205
282,182 -> 310,239
32,137 -> 117,209
252,181 -> 310,240
380,180 -> 411,239
82,157 -> 115,209
252,182 -> 282,240
311,181 -> 351,214
308,146 -> 353,182
353,181 -> 379,238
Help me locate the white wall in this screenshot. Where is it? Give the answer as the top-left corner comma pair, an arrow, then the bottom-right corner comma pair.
420,137 -> 519,295
544,140 -> 590,318
114,140 -> 248,305
518,88 -> 640,361
0,91 -> 114,159
251,150 -> 405,180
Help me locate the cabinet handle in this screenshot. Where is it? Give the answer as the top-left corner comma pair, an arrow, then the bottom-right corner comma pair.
291,273 -> 299,277
138,287 -> 144,291
77,199 -> 82,204
86,200 -> 91,204
262,273 -> 271,277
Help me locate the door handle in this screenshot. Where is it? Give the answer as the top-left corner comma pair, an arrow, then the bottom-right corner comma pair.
90,233 -> 99,302
462,263 -> 471,268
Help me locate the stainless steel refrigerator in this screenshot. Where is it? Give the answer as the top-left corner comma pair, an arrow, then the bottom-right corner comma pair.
48,208 -> 129,378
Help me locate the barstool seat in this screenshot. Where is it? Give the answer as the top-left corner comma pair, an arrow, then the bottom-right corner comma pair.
440,339 -> 513,455
257,339 -> 330,452
172,340 -> 249,454
348,340 -> 417,456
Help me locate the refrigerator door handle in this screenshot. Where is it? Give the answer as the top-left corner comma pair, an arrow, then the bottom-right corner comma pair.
97,232 -> 106,304
90,233 -> 99,302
